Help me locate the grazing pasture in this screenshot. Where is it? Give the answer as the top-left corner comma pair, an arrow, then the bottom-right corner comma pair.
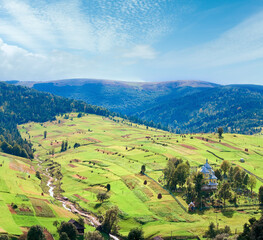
0,153 -> 76,238
17,114 -> 263,238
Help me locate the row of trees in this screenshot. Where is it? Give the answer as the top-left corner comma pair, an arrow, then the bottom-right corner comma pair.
220,160 -> 257,194
163,158 -> 190,191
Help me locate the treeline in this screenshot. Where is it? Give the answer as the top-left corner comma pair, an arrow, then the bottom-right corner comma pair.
0,82 -> 114,158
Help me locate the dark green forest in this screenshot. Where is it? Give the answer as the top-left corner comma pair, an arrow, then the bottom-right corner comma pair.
21,79 -> 263,135
137,86 -> 263,134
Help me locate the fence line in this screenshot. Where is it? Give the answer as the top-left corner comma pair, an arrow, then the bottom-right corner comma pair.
144,173 -> 187,212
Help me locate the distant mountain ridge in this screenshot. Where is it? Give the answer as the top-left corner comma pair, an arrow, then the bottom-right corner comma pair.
13,79 -> 263,134
16,79 -> 218,115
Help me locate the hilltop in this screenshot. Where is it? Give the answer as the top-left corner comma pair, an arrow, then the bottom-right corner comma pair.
13,79 -> 263,134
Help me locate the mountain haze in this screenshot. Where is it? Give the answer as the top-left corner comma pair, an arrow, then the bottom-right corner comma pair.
14,79 -> 263,134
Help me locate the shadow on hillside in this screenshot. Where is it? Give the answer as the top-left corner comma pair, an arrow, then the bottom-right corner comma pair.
94,203 -> 102,209
222,209 -> 234,218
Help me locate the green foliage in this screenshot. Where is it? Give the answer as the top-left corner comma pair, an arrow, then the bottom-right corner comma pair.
84,231 -> 103,240
163,158 -> 189,190
194,172 -> 203,201
106,183 -> 111,192
59,232 -> 70,240
43,131 -> 47,139
0,235 -> 9,240
205,222 -> 217,239
259,186 -> 263,204
237,217 -> 263,240
128,228 -> 144,240
74,143 -> 80,149
96,192 -> 110,202
35,171 -> 41,180
247,175 -> 257,194
58,222 -> 78,240
101,206 -> 119,234
218,182 -> 232,206
218,127 -> 224,138
27,225 -> 46,240
140,165 -> 146,174
220,160 -> 230,176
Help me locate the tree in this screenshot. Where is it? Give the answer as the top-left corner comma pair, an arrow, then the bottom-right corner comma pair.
74,143 -> 80,149
218,182 -> 232,207
163,158 -> 183,190
59,233 -> 69,240
106,183 -> 111,192
218,127 -> 224,138
259,186 -> 263,204
176,163 -> 190,187
234,169 -> 243,189
243,174 -> 249,186
220,160 -> 230,177
229,167 -> 234,182
101,206 -> 119,234
43,131 -> 47,139
97,192 -> 110,203
58,222 -> 78,240
247,175 -> 257,194
214,169 -> 222,181
0,235 -> 9,240
238,216 -> 263,240
53,220 -> 60,229
27,225 -> 46,240
36,171 -> 41,180
128,228 -> 144,240
141,165 -> 146,174
61,141 -> 65,152
84,231 -> 103,240
206,222 -> 217,239
194,172 -> 203,201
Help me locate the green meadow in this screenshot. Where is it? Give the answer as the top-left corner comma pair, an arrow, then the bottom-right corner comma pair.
16,114 -> 263,238
0,152 -> 77,239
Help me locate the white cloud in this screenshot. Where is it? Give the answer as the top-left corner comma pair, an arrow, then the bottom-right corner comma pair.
123,45 -> 157,59
0,0 -> 172,53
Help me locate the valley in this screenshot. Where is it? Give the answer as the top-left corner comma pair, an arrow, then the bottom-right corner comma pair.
0,113 -> 261,239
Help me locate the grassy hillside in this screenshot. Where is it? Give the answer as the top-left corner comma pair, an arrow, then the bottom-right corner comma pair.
0,152 -> 77,238
18,113 -> 263,239
0,81 -> 112,159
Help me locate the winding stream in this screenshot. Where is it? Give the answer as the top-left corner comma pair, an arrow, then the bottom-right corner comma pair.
45,169 -> 120,240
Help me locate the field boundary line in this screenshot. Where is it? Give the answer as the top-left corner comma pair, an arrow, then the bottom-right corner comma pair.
144,173 -> 187,212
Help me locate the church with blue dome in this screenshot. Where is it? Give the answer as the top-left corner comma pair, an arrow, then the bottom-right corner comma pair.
200,159 -> 218,190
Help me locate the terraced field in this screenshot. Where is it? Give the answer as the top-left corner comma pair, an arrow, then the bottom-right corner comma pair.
0,152 -> 76,239
16,114 -> 263,239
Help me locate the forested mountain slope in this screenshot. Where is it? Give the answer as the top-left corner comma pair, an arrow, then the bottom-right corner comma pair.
17,79 -> 217,115
137,86 -> 263,134
0,82 -> 112,158
12,79 -> 263,134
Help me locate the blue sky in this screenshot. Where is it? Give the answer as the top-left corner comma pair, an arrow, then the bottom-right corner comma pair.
0,0 -> 263,84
